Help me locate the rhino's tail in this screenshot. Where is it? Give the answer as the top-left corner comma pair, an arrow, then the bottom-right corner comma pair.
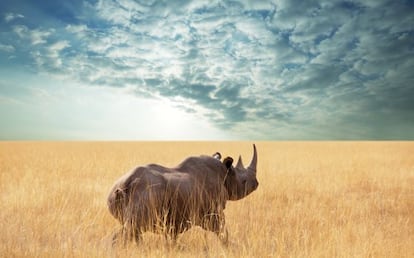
108,187 -> 128,223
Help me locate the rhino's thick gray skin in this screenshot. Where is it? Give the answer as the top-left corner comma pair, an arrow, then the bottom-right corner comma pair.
107,145 -> 258,245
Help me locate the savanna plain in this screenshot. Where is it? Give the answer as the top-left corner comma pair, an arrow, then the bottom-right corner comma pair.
0,141 -> 413,258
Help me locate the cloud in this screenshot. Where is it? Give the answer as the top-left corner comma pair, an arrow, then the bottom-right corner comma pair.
65,24 -> 87,34
0,43 -> 15,53
2,0 -> 414,139
4,12 -> 24,23
12,25 -> 53,45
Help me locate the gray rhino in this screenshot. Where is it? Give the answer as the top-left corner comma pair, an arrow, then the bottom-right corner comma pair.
107,144 -> 258,245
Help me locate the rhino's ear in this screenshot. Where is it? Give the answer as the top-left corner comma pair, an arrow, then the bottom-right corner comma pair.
223,157 -> 235,176
223,157 -> 233,169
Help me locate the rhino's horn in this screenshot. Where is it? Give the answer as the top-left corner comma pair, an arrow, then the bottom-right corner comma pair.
236,155 -> 244,169
247,144 -> 257,173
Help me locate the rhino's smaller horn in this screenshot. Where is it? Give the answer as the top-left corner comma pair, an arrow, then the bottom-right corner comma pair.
236,155 -> 244,169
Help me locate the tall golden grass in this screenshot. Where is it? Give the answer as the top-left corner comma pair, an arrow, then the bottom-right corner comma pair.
0,142 -> 413,257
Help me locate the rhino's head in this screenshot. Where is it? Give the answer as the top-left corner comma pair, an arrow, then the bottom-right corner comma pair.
223,144 -> 259,200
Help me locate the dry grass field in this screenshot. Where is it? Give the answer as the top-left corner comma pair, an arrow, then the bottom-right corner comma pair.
0,141 -> 413,257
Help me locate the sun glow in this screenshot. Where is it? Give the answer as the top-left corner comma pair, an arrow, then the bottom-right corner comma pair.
70,83 -> 231,140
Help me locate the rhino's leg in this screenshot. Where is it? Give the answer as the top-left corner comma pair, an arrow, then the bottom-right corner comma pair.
111,227 -> 124,246
217,227 -> 229,246
202,212 -> 228,246
119,219 -> 142,245
169,228 -> 179,244
131,227 -> 142,244
215,215 -> 228,246
131,221 -> 143,244
163,231 -> 178,250
111,225 -> 140,246
165,222 -> 184,245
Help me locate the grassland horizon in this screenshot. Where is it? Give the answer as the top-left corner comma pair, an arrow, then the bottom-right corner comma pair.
1,141 -> 413,257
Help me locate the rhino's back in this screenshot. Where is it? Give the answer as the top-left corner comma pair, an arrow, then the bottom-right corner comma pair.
176,155 -> 224,174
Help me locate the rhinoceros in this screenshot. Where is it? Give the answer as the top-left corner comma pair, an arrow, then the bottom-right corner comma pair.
107,144 -> 258,245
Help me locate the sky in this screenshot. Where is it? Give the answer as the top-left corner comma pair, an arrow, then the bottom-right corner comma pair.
0,0 -> 413,140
